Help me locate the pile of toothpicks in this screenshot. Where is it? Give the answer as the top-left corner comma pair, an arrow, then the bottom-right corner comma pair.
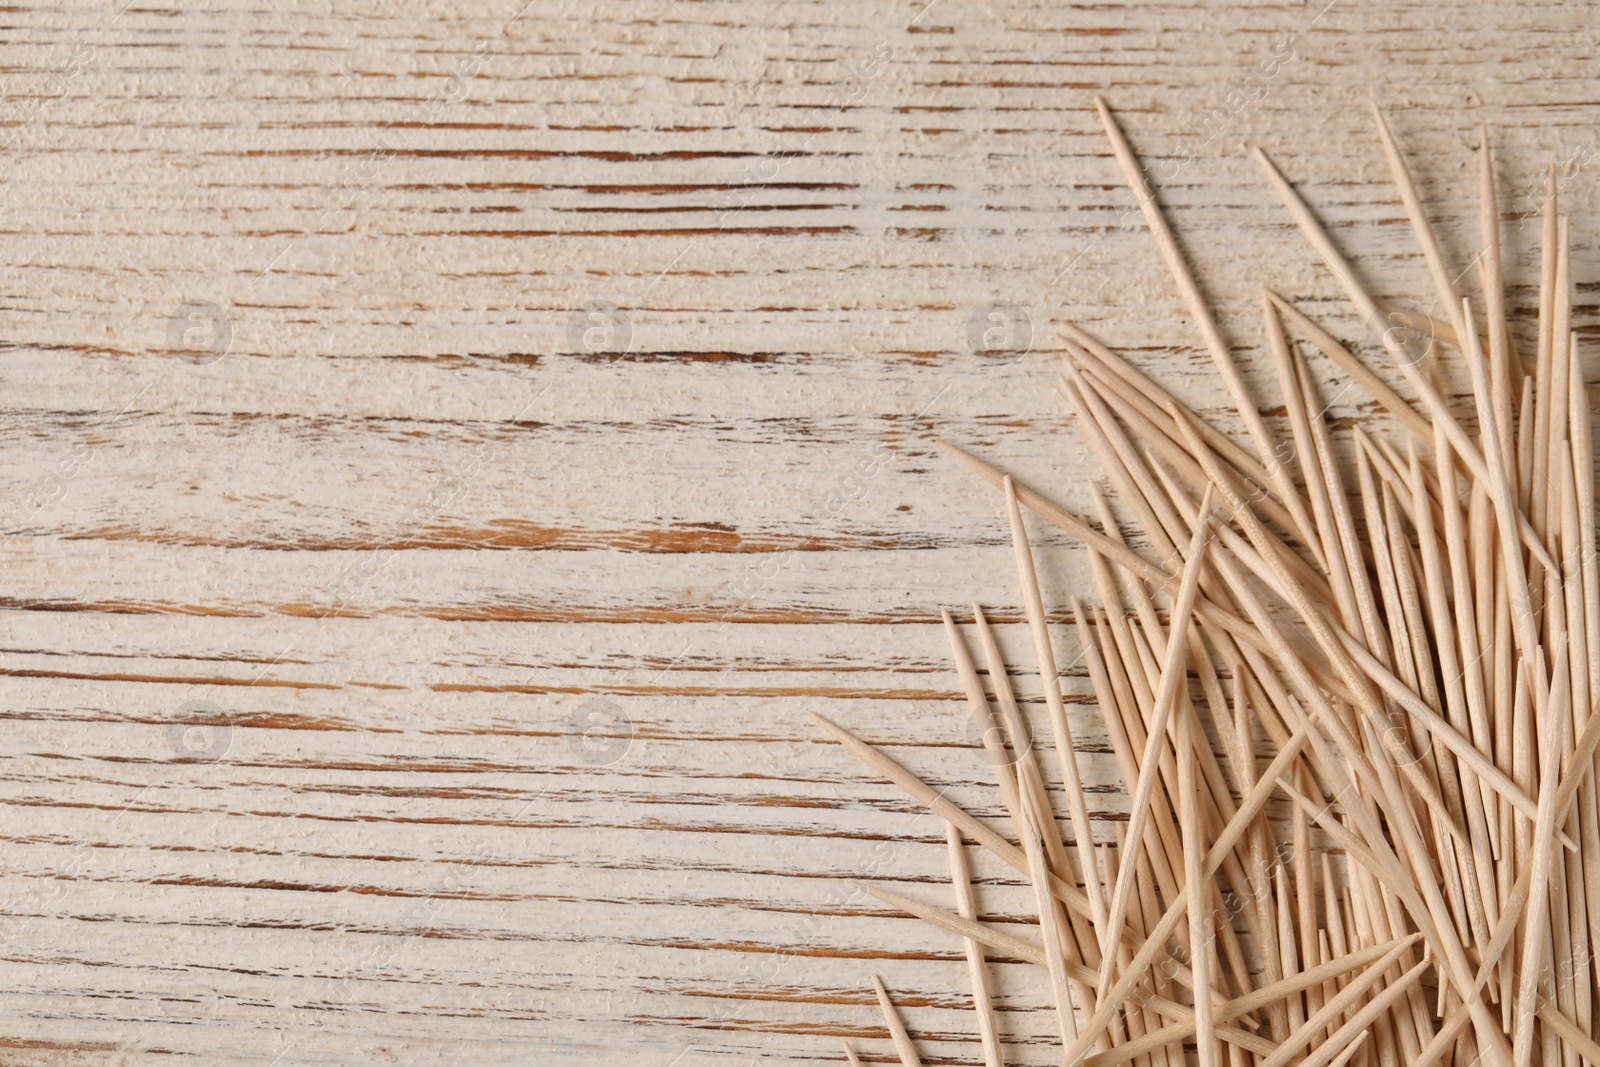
813,98 -> 1600,1067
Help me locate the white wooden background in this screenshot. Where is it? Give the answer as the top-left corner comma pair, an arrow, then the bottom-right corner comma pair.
0,1 -> 1595,1063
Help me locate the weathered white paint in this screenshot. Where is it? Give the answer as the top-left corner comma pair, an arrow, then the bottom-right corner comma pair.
0,1 -> 1594,1063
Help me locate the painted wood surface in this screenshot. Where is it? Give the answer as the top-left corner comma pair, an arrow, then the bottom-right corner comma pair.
0,1 -> 1595,1063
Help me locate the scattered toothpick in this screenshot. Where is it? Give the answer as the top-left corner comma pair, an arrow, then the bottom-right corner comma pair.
870,974 -> 924,1067
808,100 -> 1597,1067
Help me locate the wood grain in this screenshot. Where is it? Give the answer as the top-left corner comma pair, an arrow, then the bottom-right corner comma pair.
0,1 -> 1595,1062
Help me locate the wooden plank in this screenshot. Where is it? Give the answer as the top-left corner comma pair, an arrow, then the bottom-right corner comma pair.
0,0 -> 1594,1062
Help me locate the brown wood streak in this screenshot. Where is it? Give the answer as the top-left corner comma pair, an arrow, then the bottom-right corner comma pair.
0,2 -> 1593,1064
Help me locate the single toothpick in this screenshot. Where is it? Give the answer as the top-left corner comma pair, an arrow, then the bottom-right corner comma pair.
1369,103 -> 1469,352
1097,485 -> 1213,997
1328,1031 -> 1374,1067
1177,704 -> 1218,1067
1019,778 -> 1081,1045
870,975 -> 924,1067
1004,475 -> 1110,951
1094,96 -> 1324,565
945,823 -> 1005,1067
1511,644 -> 1573,1067
1476,125 -> 1517,474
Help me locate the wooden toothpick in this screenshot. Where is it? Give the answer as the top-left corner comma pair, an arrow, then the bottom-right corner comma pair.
1098,484 -> 1212,996
946,822 -> 1005,1067
870,974 -> 924,1067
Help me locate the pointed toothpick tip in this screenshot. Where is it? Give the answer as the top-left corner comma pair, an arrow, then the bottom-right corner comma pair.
807,709 -> 840,733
